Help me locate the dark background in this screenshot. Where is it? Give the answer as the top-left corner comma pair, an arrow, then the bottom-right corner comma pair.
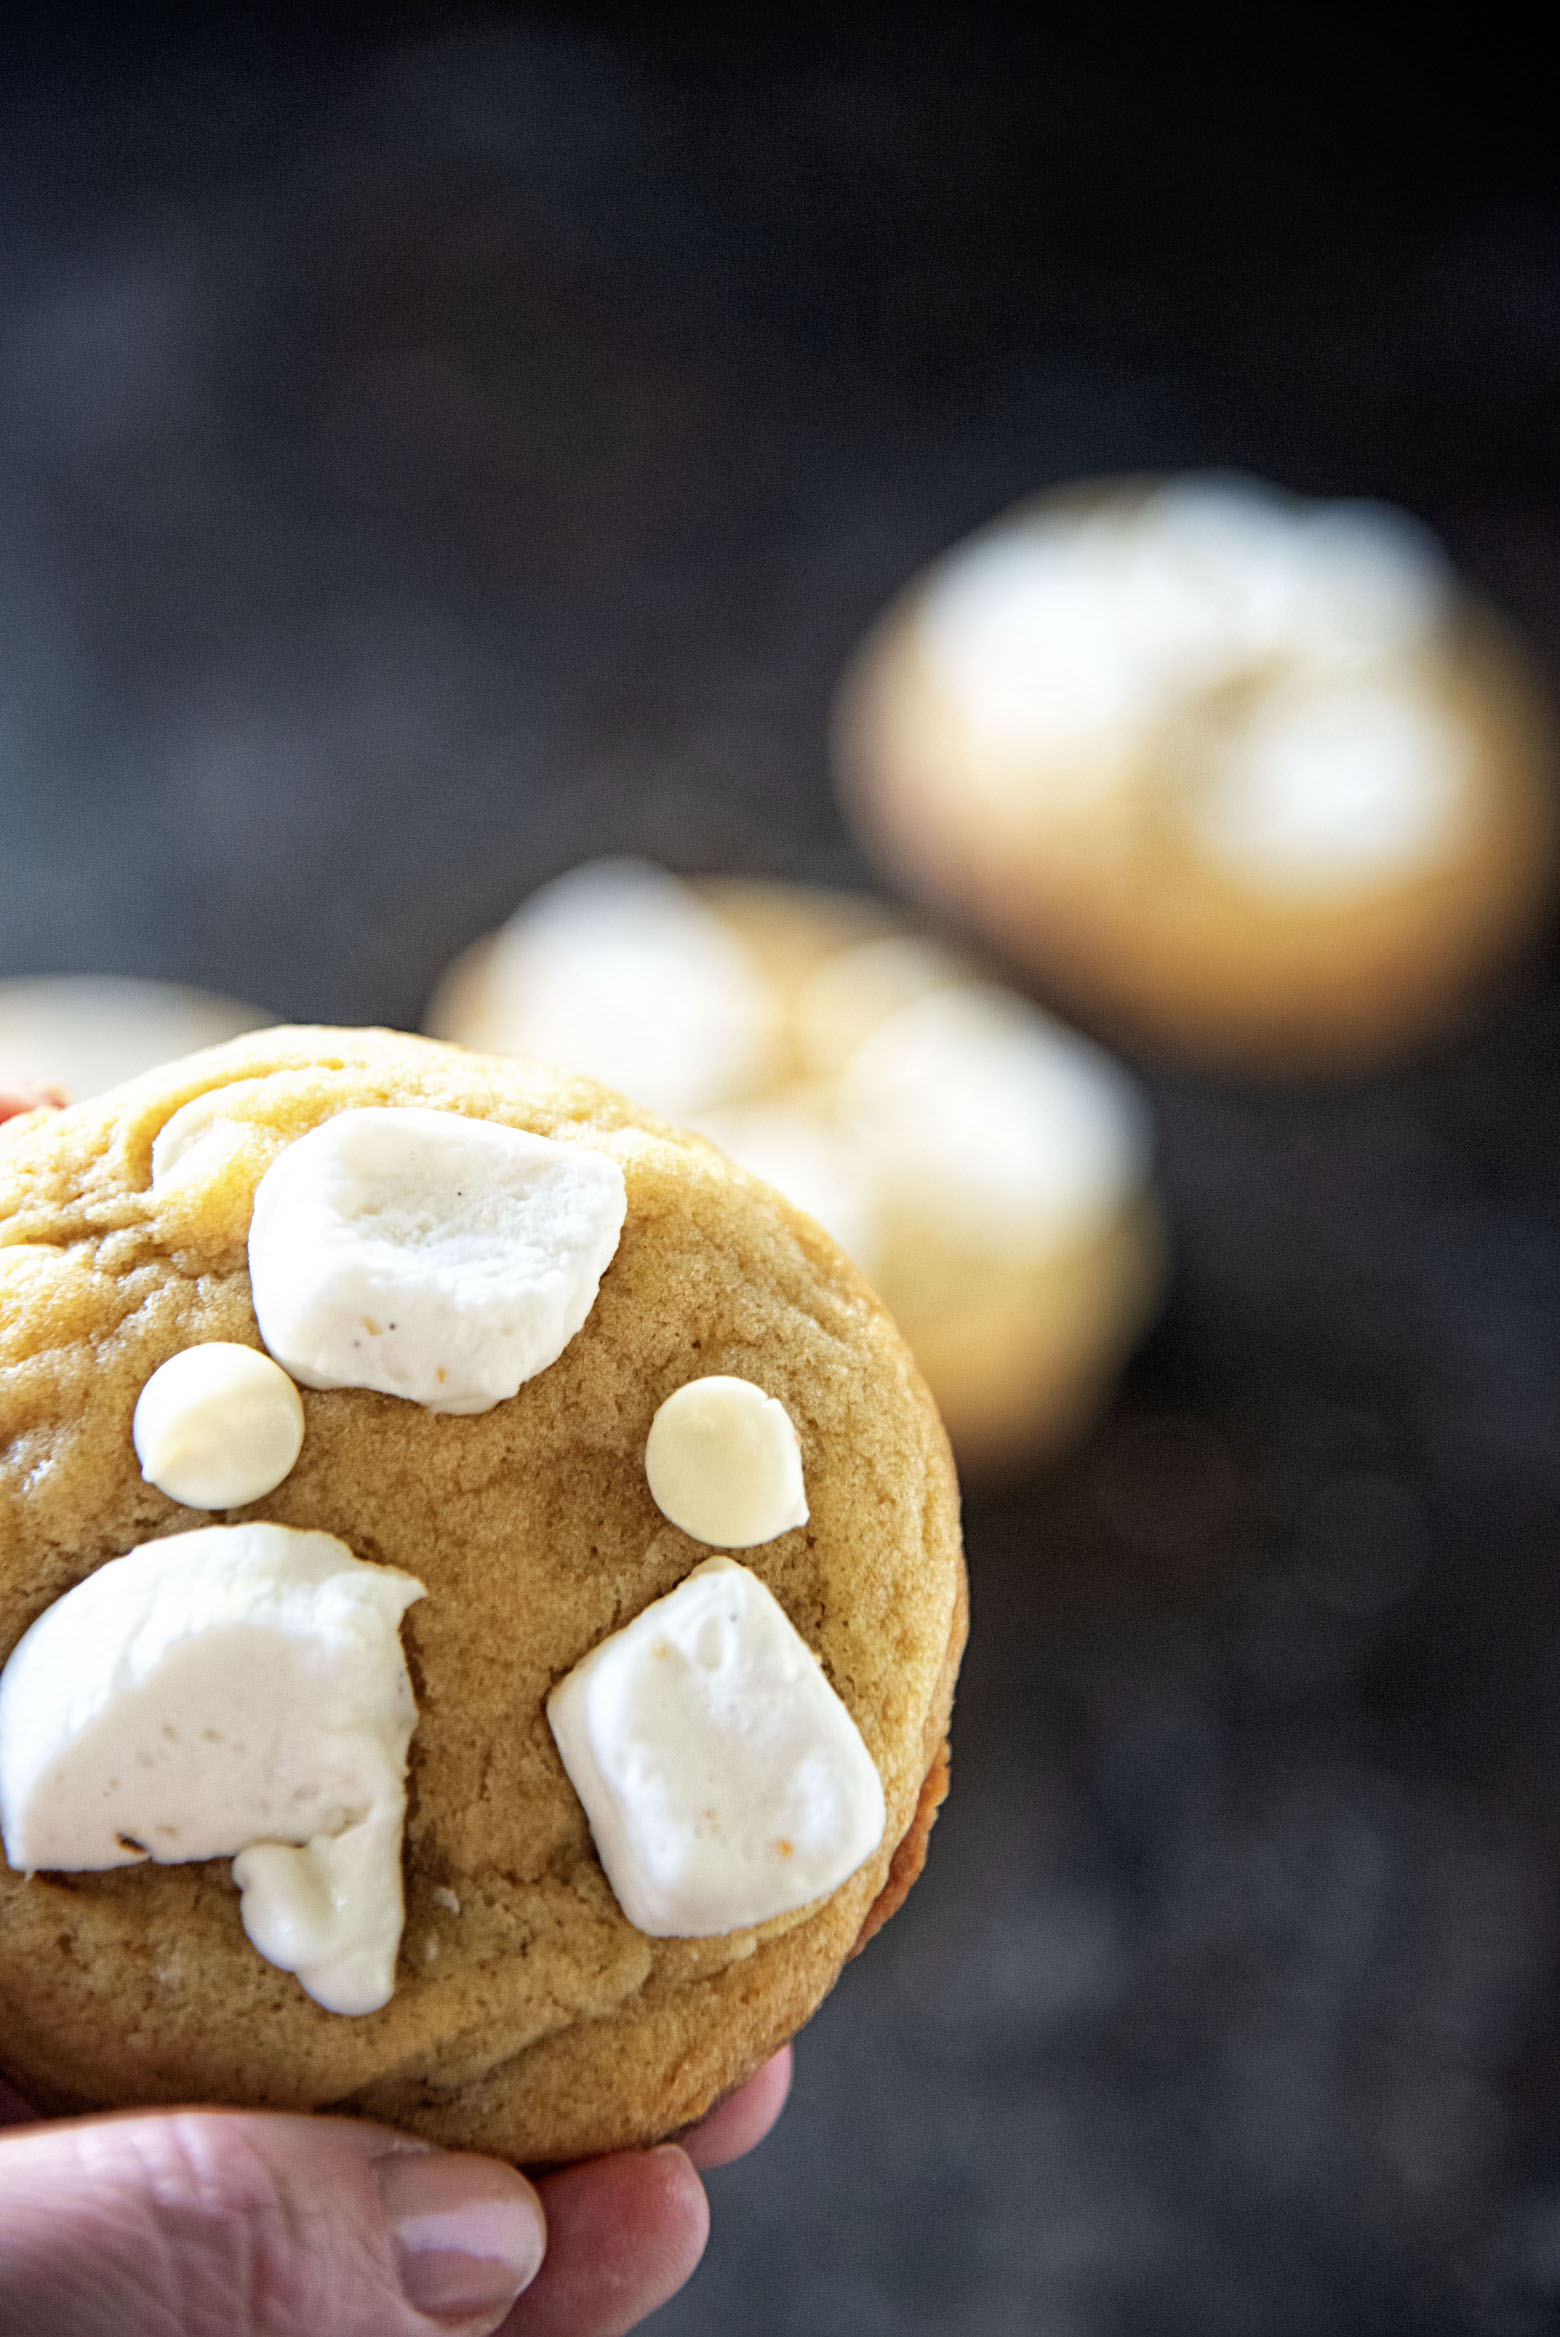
5,14 -> 1560,2331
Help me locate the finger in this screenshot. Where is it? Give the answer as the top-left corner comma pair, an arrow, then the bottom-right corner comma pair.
681,2047 -> 793,2169
0,1084 -> 67,1125
504,2144 -> 708,2337
0,2108 -> 546,2337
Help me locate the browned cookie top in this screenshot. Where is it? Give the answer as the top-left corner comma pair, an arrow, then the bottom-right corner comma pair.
0,1026 -> 964,2163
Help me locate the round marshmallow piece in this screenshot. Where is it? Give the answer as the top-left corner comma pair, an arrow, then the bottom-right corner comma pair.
645,1376 -> 808,1549
133,1342 -> 306,1511
247,1106 -> 627,1415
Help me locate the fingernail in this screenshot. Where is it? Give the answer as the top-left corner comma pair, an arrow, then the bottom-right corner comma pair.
378,2149 -> 547,2323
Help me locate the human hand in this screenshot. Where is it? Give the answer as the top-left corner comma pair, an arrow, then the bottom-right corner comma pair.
0,2048 -> 792,2336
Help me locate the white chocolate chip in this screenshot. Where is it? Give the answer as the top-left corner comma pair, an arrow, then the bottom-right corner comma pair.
481,858 -> 775,1117
0,1522 -> 424,2015
547,1554 -> 884,1936
644,1376 -> 808,1548
151,1081 -> 267,1189
838,982 -> 1150,1259
133,1343 -> 305,1511
247,1106 -> 627,1415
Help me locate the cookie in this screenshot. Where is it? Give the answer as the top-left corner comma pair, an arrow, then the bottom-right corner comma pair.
0,974 -> 267,1102
0,1025 -> 965,2164
429,864 -> 1164,1473
834,473 -> 1558,1072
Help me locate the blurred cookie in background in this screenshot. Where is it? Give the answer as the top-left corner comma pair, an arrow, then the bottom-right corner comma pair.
834,474 -> 1558,1074
428,860 -> 1165,1474
0,976 -> 269,1104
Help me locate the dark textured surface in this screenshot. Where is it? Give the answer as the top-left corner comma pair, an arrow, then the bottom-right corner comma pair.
4,16 -> 1560,2331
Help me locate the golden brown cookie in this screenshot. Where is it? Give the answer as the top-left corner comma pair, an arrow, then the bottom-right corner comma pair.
0,1026 -> 964,2163
836,474 -> 1558,1073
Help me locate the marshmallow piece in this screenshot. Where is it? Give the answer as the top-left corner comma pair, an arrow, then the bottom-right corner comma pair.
1188,679 -> 1472,898
792,936 -> 967,1081
481,858 -> 775,1118
0,1522 -> 424,2015
1117,478 -> 1449,677
918,514 -> 1160,758
133,1343 -> 305,1510
915,476 -> 1453,764
548,1555 -> 884,1935
1256,498 -> 1451,668
838,983 -> 1150,1260
248,1106 -> 627,1414
644,1376 -> 809,1549
696,1105 -> 881,1275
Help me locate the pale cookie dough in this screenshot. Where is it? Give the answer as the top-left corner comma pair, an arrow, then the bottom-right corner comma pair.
833,473 -> 1559,1072
0,1025 -> 964,2163
429,869 -> 1164,1473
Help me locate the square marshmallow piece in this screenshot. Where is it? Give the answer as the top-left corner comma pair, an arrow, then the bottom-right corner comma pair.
548,1556 -> 886,1936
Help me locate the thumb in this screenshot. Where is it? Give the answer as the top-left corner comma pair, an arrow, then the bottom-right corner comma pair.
0,2108 -> 546,2337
